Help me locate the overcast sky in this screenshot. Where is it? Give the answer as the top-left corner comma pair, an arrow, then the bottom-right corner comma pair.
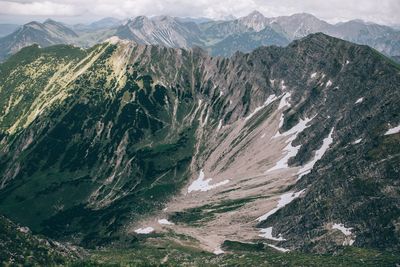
0,0 -> 399,26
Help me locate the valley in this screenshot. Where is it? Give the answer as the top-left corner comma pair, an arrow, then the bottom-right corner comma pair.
0,28 -> 399,265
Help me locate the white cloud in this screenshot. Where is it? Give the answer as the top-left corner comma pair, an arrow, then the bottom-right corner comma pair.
0,1 -> 80,16
0,0 -> 399,26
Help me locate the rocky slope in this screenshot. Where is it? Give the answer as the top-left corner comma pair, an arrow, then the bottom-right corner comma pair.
0,34 -> 399,256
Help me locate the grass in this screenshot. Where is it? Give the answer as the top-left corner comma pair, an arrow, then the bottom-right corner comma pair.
70,239 -> 400,267
169,197 -> 261,225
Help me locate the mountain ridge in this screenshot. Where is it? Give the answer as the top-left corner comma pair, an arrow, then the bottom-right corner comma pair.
0,33 -> 398,255
1,11 -> 400,62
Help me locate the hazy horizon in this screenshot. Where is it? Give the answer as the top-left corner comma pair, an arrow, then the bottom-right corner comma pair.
0,10 -> 399,28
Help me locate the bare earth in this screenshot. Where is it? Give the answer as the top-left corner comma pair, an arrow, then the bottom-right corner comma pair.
129,100 -> 305,253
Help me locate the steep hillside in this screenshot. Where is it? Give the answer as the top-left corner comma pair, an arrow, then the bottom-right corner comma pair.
0,34 -> 399,256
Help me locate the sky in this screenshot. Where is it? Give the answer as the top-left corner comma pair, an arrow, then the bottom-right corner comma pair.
0,0 -> 399,26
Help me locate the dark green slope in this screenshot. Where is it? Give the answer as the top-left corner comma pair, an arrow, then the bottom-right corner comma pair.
0,44 -> 204,246
0,215 -> 80,265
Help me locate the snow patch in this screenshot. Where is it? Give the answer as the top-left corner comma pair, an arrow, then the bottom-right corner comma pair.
297,128 -> 334,179
270,79 -> 275,86
346,60 -> 350,65
188,170 -> 229,193
158,219 -> 174,225
352,138 -> 362,145
278,114 -> 285,129
257,190 -> 305,222
280,80 -> 286,90
267,244 -> 290,252
332,223 -> 352,236
277,93 -> 291,110
244,94 -> 277,121
213,248 -> 224,255
259,227 -> 286,241
326,80 -> 332,87
310,72 -> 317,78
268,117 -> 314,172
217,119 -> 223,131
332,223 -> 356,246
355,97 -> 364,104
354,97 -> 364,104
134,227 -> 154,234
384,124 -> 400,135
17,226 -> 30,234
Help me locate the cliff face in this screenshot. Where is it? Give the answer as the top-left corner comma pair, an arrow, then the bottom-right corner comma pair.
0,34 -> 399,252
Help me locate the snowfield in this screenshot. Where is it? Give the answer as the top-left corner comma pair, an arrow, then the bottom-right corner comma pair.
158,219 -> 174,225
258,227 -> 286,241
257,190 -> 305,222
188,170 -> 229,193
267,116 -> 313,172
134,227 -> 154,234
297,127 -> 334,179
384,124 -> 400,135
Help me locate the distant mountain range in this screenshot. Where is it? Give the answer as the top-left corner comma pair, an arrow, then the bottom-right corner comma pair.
0,11 -> 399,61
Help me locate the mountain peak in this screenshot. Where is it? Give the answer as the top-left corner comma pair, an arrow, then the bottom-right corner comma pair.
289,12 -> 323,22
245,10 -> 265,19
239,10 -> 269,31
44,18 -> 58,24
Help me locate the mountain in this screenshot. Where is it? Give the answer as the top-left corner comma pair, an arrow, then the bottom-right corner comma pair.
238,10 -> 271,32
198,19 -> 251,42
0,19 -> 78,61
114,15 -> 203,48
261,13 -> 400,60
1,12 -> 399,62
207,26 -> 290,56
176,17 -> 213,24
272,13 -> 333,39
89,17 -> 122,30
328,20 -> 400,58
0,34 -> 399,259
0,24 -> 20,38
72,17 -> 122,33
